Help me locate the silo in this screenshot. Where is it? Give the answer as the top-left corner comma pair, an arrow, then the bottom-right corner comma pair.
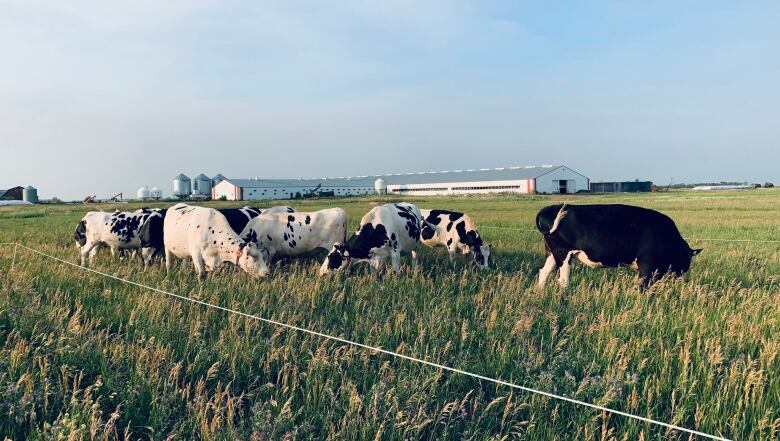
23,186 -> 38,203
212,173 -> 226,187
137,186 -> 151,200
150,187 -> 163,200
193,173 -> 212,197
173,174 -> 191,198
374,178 -> 387,195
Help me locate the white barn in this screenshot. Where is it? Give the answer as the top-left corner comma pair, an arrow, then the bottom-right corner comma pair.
384,165 -> 588,196
212,165 -> 588,201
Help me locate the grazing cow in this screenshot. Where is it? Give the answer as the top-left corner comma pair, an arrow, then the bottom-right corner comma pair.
139,208 -> 167,267
74,209 -> 164,266
217,206 -> 296,234
163,203 -> 269,278
320,203 -> 425,276
239,208 -> 348,262
420,209 -> 492,269
536,204 -> 702,289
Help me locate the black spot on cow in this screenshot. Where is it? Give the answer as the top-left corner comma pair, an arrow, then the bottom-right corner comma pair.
394,205 -> 421,240
267,234 -> 273,241
390,232 -> 398,250
426,210 -> 449,225
218,207 -> 261,234
243,228 -> 258,244
288,215 -> 295,223
446,238 -> 453,246
448,212 -> 463,222
446,222 -> 453,232
283,233 -> 288,241
344,223 -> 389,259
455,222 -> 483,248
290,240 -> 297,248
455,222 -> 467,244
286,207 -> 295,213
109,212 -> 146,244
466,230 -> 483,248
305,215 -> 311,225
421,225 -> 435,240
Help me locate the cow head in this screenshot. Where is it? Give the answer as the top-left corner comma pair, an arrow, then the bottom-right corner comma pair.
671,247 -> 704,277
236,242 -> 270,278
472,244 -> 492,269
74,220 -> 87,248
319,243 -> 351,275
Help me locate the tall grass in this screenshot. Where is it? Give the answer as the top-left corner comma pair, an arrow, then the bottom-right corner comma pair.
0,190 -> 778,440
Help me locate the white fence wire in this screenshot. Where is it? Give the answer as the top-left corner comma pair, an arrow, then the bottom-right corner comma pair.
479,225 -> 780,243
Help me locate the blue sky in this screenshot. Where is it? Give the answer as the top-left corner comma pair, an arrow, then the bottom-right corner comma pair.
1,1 -> 778,199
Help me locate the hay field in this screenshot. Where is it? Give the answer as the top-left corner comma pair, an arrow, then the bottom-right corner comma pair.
0,190 -> 778,440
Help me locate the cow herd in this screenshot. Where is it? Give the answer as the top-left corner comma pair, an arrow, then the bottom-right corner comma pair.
73,202 -> 491,280
73,201 -> 702,288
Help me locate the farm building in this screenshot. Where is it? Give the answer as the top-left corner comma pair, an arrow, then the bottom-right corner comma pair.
0,186 -> 38,204
590,180 -> 653,193
212,165 -> 589,201
0,186 -> 24,200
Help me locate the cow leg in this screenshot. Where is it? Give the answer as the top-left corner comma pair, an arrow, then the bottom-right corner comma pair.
447,243 -> 459,265
537,254 -> 558,288
638,261 -> 664,290
388,251 -> 401,275
369,258 -> 385,281
165,248 -> 173,274
192,254 -> 207,280
141,248 -> 154,269
87,245 -> 101,266
556,251 -> 577,288
81,242 -> 98,267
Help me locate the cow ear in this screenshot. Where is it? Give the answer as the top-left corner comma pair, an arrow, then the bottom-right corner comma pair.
691,248 -> 703,257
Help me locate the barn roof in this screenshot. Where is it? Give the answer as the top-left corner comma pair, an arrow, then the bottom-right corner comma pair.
223,165 -> 586,188
224,178 -> 376,188
0,186 -> 24,200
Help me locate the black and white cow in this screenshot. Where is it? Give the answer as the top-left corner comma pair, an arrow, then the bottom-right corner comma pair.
163,203 -> 269,278
320,203 -> 425,276
536,204 -> 702,289
420,209 -> 492,269
218,206 -> 296,234
138,208 -> 167,267
239,208 -> 348,262
74,209 -> 164,267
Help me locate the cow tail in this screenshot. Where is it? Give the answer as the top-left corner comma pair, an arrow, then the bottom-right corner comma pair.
548,203 -> 568,235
